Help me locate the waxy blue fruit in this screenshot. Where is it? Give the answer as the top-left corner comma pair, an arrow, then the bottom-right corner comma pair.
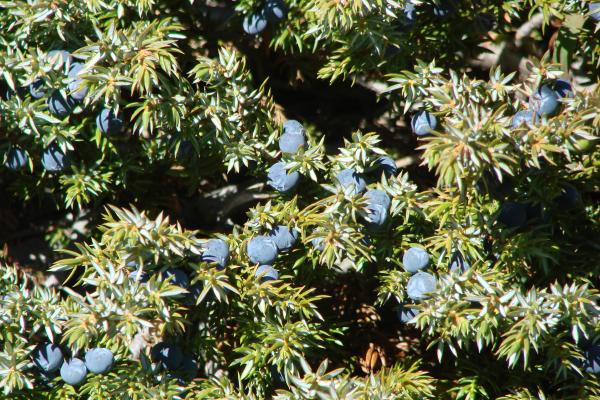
267,161 -> 300,192
29,78 -> 46,99
41,143 -> 71,172
310,236 -> 326,251
243,12 -> 268,35
498,202 -> 527,228
362,189 -> 391,226
247,236 -> 278,265
397,303 -> 420,323
583,344 -> 600,374
553,79 -> 573,99
336,168 -> 367,195
411,110 -> 437,136
268,225 -> 298,252
589,3 -> 600,22
511,110 -> 535,129
60,358 -> 87,386
529,85 -> 559,117
278,133 -> 306,154
5,147 -> 28,170
402,247 -> 430,273
407,271 -> 437,300
373,156 -> 397,178
282,120 -> 305,136
202,238 -> 230,268
129,269 -> 149,283
449,251 -> 470,273
255,265 -> 279,281
34,343 -> 64,373
47,90 -> 74,117
96,108 -> 123,135
84,348 -> 114,374
162,268 -> 190,289
264,0 -> 287,22
67,62 -> 88,101
151,342 -> 183,371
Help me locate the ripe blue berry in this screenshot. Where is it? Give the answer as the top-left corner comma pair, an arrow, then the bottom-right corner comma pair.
47,90 -> 74,117
397,303 -> 420,323
310,236 -> 326,251
162,269 -> 190,289
202,238 -> 230,268
151,342 -> 183,371
373,156 -> 397,178
402,247 -> 430,273
247,236 -> 278,265
243,12 -> 268,35
278,133 -> 306,154
553,79 -> 573,99
84,348 -> 114,374
529,85 -> 559,117
406,271 -> 437,300
96,108 -> 123,136
589,3 -> 600,22
282,120 -> 305,136
402,3 -> 416,26
267,161 -> 300,192
47,50 -> 72,67
60,358 -> 87,386
255,265 -> 279,281
336,168 -> 367,195
33,343 -> 64,373
498,202 -> 527,228
511,110 -> 535,129
29,78 -> 46,99
411,110 -> 437,136
583,344 -> 600,374
5,147 -> 28,170
449,251 -> 470,273
129,269 -> 149,283
67,63 -> 88,101
185,284 -> 203,306
268,225 -> 298,252
264,0 -> 287,22
41,143 -> 71,172
362,189 -> 391,226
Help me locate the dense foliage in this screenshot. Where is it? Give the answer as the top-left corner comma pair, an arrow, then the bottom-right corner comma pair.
1,0 -> 599,399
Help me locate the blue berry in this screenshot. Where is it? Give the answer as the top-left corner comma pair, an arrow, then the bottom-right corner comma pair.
278,133 -> 306,154
67,62 -> 88,101
498,202 -> 527,228
5,147 -> 28,170
449,251 -> 470,273
397,303 -> 420,323
185,284 -> 203,306
29,78 -> 46,99
433,2 -> 453,17
406,271 -> 437,300
129,269 -> 149,283
310,236 -> 325,251
151,342 -> 183,371
47,50 -> 72,68
589,3 -> 600,22
162,269 -> 190,289
553,79 -> 573,99
282,120 -> 305,136
96,108 -> 123,136
336,168 -> 366,195
529,85 -> 559,117
255,265 -> 279,281
202,238 -> 230,268
247,236 -> 278,265
264,0 -> 287,22
84,348 -> 114,374
403,3 -> 416,26
268,225 -> 298,252
243,12 -> 268,35
362,189 -> 391,226
41,143 -> 71,172
583,344 -> 600,374
411,110 -> 437,136
60,358 -> 87,386
402,247 -> 430,273
511,110 -> 535,129
267,161 -> 300,192
47,90 -> 74,117
373,156 -> 397,178
33,343 -> 64,373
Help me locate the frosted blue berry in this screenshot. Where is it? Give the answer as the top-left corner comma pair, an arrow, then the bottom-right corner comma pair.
511,110 -> 535,129
397,303 -> 420,323
151,342 -> 183,371
60,358 -> 87,386
402,247 -> 430,273
247,236 -> 278,265
47,50 -> 72,67
449,251 -> 470,273
243,12 -> 268,35
41,143 -> 71,172
583,344 -> 600,374
264,0 -> 287,22
498,202 -> 527,228
310,236 -> 326,251
373,156 -> 397,178
129,269 -> 149,283
362,189 -> 391,226
589,3 -> 600,22
202,238 -> 230,268
96,108 -> 123,136
84,348 -> 114,374
29,78 -> 46,99
278,133 -> 306,154
267,161 -> 300,192
336,168 -> 366,195
67,62 -> 88,101
47,90 -> 74,117
268,225 -> 298,252
529,85 -> 559,117
406,271 -> 437,300
411,110 -> 437,136
162,268 -> 190,289
5,147 -> 28,170
282,120 -> 305,136
34,343 -> 64,373
255,265 -> 279,282
553,79 -> 573,99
